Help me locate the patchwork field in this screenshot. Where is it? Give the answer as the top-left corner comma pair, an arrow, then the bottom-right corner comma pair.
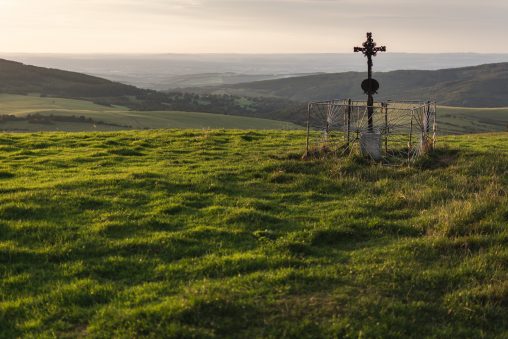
0,130 -> 507,337
0,94 -> 300,131
438,106 -> 508,134
0,94 -> 507,134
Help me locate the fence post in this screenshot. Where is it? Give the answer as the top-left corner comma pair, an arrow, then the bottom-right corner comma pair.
325,102 -> 331,144
347,99 -> 352,147
383,102 -> 388,154
432,102 -> 437,150
305,103 -> 311,156
409,112 -> 414,163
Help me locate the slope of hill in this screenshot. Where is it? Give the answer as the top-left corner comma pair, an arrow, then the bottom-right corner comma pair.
0,94 -> 300,131
0,130 -> 506,337
195,63 -> 508,107
0,58 -> 142,99
112,72 -> 311,91
0,58 -> 306,124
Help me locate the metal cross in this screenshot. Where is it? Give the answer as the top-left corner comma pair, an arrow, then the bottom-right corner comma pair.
354,32 -> 386,132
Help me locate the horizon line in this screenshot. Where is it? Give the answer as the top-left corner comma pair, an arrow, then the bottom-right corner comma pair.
2,52 -> 508,56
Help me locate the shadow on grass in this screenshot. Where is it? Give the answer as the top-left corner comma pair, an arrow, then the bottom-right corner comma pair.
0,170 -> 15,179
414,148 -> 460,170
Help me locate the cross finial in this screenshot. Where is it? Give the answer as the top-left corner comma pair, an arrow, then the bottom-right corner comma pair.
354,32 -> 386,57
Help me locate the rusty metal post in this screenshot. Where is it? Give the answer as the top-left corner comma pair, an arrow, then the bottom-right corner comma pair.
409,112 -> 414,162
305,103 -> 311,156
347,98 -> 352,147
383,102 -> 388,153
325,102 -> 331,144
426,101 -> 431,134
432,102 -> 437,149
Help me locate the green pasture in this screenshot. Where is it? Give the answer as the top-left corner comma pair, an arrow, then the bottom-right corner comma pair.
0,129 -> 506,337
0,94 -> 300,131
438,106 -> 508,134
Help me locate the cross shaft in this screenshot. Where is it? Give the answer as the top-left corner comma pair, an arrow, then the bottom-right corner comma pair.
354,32 -> 386,132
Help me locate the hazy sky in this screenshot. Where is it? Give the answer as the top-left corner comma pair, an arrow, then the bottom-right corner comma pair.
0,0 -> 507,53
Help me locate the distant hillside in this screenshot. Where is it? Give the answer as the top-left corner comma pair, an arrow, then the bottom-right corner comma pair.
1,58 -> 507,131
0,58 -> 304,123
192,63 -> 508,107
102,72 -> 312,91
7,53 -> 508,90
0,58 -> 142,99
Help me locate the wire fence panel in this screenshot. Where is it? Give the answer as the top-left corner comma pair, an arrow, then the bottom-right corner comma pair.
305,99 -> 437,164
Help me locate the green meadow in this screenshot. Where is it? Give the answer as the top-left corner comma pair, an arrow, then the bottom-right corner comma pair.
438,106 -> 508,134
0,129 -> 507,337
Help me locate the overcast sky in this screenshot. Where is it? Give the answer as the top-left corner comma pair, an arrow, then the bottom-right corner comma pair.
0,0 -> 506,53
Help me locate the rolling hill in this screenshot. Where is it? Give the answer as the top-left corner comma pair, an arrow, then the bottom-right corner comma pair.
0,58 -> 142,99
192,63 -> 508,107
0,58 -> 506,133
0,58 -> 303,123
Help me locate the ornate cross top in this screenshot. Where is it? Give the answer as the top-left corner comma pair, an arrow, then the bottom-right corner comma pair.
354,32 -> 386,58
354,32 -> 386,80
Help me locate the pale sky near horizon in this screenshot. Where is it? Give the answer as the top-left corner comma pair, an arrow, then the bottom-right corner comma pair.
0,0 -> 506,54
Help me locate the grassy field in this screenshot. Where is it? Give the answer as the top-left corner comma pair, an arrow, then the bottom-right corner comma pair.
439,106 -> 508,134
0,129 -> 507,337
0,94 -> 300,131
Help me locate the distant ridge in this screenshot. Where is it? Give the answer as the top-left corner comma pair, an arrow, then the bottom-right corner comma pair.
191,63 -> 508,107
1,58 -> 507,132
6,53 -> 508,90
0,58 -> 142,99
